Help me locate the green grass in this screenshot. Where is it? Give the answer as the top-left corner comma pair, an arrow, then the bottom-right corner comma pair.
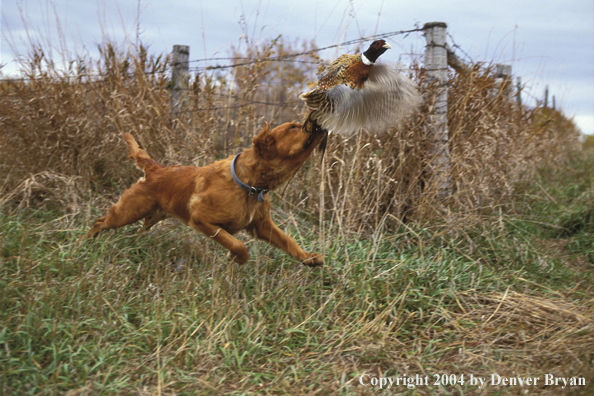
1,153 -> 594,395
515,152 -> 594,268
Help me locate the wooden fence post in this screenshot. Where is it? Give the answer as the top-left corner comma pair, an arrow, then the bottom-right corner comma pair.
423,22 -> 451,200
495,64 -> 512,98
516,77 -> 522,106
171,45 -> 190,119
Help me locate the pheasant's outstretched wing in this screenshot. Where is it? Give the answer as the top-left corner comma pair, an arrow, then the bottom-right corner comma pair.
300,63 -> 421,136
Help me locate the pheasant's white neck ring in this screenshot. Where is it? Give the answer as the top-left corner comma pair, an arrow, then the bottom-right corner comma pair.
361,54 -> 374,66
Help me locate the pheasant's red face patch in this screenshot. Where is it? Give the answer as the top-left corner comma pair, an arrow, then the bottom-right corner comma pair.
373,40 -> 387,49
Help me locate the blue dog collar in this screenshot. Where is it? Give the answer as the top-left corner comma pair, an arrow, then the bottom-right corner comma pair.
230,153 -> 269,203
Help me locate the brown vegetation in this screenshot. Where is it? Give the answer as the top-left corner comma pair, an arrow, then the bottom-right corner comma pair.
2,38 -> 579,233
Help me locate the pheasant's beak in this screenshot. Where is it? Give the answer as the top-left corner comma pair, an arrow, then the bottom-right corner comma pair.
382,43 -> 392,49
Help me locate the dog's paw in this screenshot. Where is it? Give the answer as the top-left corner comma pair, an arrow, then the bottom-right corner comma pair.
233,251 -> 249,265
302,253 -> 324,267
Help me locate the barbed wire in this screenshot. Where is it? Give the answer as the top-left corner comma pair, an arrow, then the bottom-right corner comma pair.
1,27 -> 426,83
188,59 -> 321,74
447,33 -> 474,64
198,27 -> 424,71
0,68 -> 169,84
0,27 -> 480,85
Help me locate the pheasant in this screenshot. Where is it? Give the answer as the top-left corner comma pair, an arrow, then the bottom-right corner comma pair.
300,39 -> 420,136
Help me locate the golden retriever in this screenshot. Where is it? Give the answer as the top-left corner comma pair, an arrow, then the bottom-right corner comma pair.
83,121 -> 325,266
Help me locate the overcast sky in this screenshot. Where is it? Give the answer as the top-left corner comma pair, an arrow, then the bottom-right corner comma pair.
2,0 -> 593,134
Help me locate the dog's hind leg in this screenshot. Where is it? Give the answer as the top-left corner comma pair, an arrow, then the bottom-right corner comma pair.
138,210 -> 169,233
84,183 -> 157,238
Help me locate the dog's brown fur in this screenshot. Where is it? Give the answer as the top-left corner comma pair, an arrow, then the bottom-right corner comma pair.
84,122 -> 325,266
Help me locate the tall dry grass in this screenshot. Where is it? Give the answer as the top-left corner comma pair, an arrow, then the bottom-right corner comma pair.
0,38 -> 581,233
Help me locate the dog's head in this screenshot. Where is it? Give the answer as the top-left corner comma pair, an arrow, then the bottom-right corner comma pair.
252,122 -> 325,163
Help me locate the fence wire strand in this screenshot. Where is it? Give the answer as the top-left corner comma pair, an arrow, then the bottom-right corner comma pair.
1,27 -> 425,82
197,28 -> 424,71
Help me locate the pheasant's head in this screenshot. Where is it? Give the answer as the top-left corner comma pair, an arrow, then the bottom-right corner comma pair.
362,39 -> 392,64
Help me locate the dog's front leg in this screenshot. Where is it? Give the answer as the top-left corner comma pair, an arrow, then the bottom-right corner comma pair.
189,219 -> 250,264
253,217 -> 324,267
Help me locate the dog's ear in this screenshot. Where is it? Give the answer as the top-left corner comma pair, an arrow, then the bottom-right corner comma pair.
253,122 -> 277,160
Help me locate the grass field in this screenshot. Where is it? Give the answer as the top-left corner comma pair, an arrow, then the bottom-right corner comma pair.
1,149 -> 593,395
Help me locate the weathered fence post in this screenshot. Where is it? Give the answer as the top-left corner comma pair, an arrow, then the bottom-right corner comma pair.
171,45 -> 190,119
516,77 -> 522,106
495,64 -> 512,98
423,22 -> 451,200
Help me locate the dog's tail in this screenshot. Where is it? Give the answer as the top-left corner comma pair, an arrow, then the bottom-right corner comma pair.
123,133 -> 163,173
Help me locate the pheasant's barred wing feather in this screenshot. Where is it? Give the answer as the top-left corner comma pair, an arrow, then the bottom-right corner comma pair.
299,90 -> 327,111
302,64 -> 421,136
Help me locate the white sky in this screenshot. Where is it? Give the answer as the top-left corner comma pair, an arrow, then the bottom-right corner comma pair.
2,0 -> 593,134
